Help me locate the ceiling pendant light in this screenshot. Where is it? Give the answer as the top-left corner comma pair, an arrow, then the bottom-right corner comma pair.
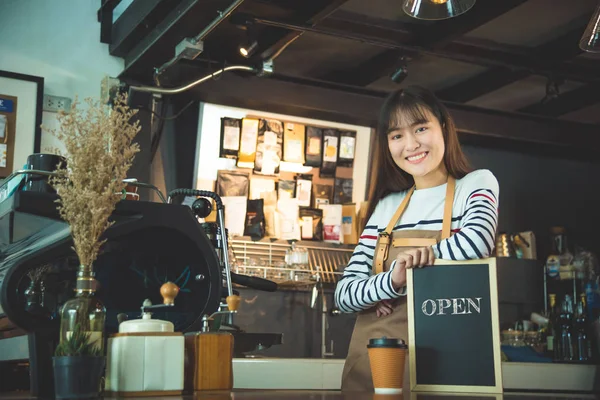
580,2 -> 600,53
402,0 -> 476,20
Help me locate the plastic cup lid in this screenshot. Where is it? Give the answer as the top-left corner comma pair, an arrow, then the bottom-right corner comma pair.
367,336 -> 407,348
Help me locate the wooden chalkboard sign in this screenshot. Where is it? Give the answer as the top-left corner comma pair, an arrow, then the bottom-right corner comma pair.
407,258 -> 502,393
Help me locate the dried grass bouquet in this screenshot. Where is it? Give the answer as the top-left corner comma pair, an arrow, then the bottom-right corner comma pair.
48,93 -> 141,269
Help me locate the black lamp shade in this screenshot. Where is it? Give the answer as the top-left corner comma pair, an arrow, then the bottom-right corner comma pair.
403,0 -> 476,20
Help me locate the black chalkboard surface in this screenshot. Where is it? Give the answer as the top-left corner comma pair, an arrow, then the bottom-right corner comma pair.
407,258 -> 502,394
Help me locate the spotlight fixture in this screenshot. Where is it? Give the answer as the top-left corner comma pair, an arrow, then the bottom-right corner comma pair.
580,2 -> 600,53
390,61 -> 409,84
402,0 -> 476,20
239,39 -> 258,58
540,77 -> 563,105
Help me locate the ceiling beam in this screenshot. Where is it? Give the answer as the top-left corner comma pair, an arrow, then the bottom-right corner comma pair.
122,0 -> 202,74
414,0 -> 529,48
108,0 -> 175,57
258,0 -> 350,61
436,68 -> 530,103
435,21 -> 589,103
319,0 -> 528,86
98,0 -> 122,44
152,62 -> 600,157
517,83 -> 600,116
250,14 -> 599,84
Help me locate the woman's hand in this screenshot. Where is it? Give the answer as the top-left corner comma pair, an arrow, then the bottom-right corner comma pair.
390,247 -> 436,291
376,299 -> 394,317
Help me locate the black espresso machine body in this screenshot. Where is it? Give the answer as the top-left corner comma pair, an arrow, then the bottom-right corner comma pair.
0,189 -> 223,336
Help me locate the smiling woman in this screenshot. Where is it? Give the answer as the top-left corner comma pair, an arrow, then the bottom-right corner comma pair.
334,85 -> 500,392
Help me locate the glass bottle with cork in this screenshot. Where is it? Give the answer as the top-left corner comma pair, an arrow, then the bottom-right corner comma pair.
58,266 -> 106,352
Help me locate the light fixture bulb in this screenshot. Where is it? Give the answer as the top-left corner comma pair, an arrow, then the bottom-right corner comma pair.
239,41 -> 258,58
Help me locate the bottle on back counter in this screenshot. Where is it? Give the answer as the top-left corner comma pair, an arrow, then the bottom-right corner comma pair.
558,295 -> 575,362
575,294 -> 593,362
546,294 -> 559,359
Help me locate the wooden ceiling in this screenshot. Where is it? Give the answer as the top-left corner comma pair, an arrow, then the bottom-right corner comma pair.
99,0 -> 600,155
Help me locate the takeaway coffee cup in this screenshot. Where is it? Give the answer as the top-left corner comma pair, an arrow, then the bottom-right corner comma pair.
367,336 -> 407,395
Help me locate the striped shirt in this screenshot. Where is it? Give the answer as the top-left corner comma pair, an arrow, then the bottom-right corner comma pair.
334,169 -> 499,313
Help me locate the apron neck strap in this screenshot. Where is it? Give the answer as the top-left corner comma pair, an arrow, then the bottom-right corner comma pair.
383,186 -> 415,235
382,176 -> 456,238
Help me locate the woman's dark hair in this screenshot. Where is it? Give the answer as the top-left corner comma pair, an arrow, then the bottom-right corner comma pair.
364,85 -> 472,227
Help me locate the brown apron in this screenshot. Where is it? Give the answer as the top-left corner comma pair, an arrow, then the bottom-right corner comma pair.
341,177 -> 456,392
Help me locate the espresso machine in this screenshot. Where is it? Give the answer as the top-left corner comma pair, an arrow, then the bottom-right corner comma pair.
0,167 -> 280,396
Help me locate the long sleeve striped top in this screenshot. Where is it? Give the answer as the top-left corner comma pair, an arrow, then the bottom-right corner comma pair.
334,169 -> 499,313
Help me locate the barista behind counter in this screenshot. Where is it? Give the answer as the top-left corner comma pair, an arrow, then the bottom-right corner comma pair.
333,86 -> 500,392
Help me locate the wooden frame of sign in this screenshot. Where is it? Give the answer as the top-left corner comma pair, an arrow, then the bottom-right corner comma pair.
407,258 -> 502,394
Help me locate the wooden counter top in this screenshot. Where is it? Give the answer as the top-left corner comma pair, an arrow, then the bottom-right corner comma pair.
0,390 -> 597,400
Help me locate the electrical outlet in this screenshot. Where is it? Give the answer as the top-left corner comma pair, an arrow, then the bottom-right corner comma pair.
43,94 -> 72,113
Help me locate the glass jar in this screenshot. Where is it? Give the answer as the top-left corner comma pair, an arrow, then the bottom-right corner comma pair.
58,267 -> 106,354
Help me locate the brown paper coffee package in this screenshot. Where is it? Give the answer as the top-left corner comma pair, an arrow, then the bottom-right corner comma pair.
334,178 -> 353,204
237,118 -> 259,168
278,180 -> 296,200
337,130 -> 356,167
261,191 -> 278,237
313,183 -> 333,207
320,129 -> 339,178
304,126 -> 322,167
216,170 -> 249,197
299,207 -> 323,241
220,117 -> 241,159
250,177 -> 275,200
283,122 -> 305,164
342,204 -> 358,245
254,119 -> 283,176
295,174 -> 313,207
318,204 -> 343,244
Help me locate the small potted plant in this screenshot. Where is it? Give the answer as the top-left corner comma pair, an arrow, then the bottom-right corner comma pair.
53,323 -> 104,399
46,93 -> 141,398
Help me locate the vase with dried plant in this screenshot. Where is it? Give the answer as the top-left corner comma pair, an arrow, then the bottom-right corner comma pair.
47,93 -> 140,364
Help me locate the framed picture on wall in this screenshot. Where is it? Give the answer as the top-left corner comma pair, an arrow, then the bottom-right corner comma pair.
0,70 -> 44,178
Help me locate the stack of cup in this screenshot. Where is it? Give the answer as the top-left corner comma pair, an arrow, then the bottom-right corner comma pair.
368,337 -> 407,395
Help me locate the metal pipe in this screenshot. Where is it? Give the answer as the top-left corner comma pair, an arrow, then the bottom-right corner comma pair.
131,65 -> 256,95
194,0 -> 246,43
122,178 -> 167,203
0,172 -> 167,204
153,0 -> 246,79
217,208 -> 234,299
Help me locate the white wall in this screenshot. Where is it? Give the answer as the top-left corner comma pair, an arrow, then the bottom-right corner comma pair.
195,103 -> 373,204
0,0 -> 124,159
